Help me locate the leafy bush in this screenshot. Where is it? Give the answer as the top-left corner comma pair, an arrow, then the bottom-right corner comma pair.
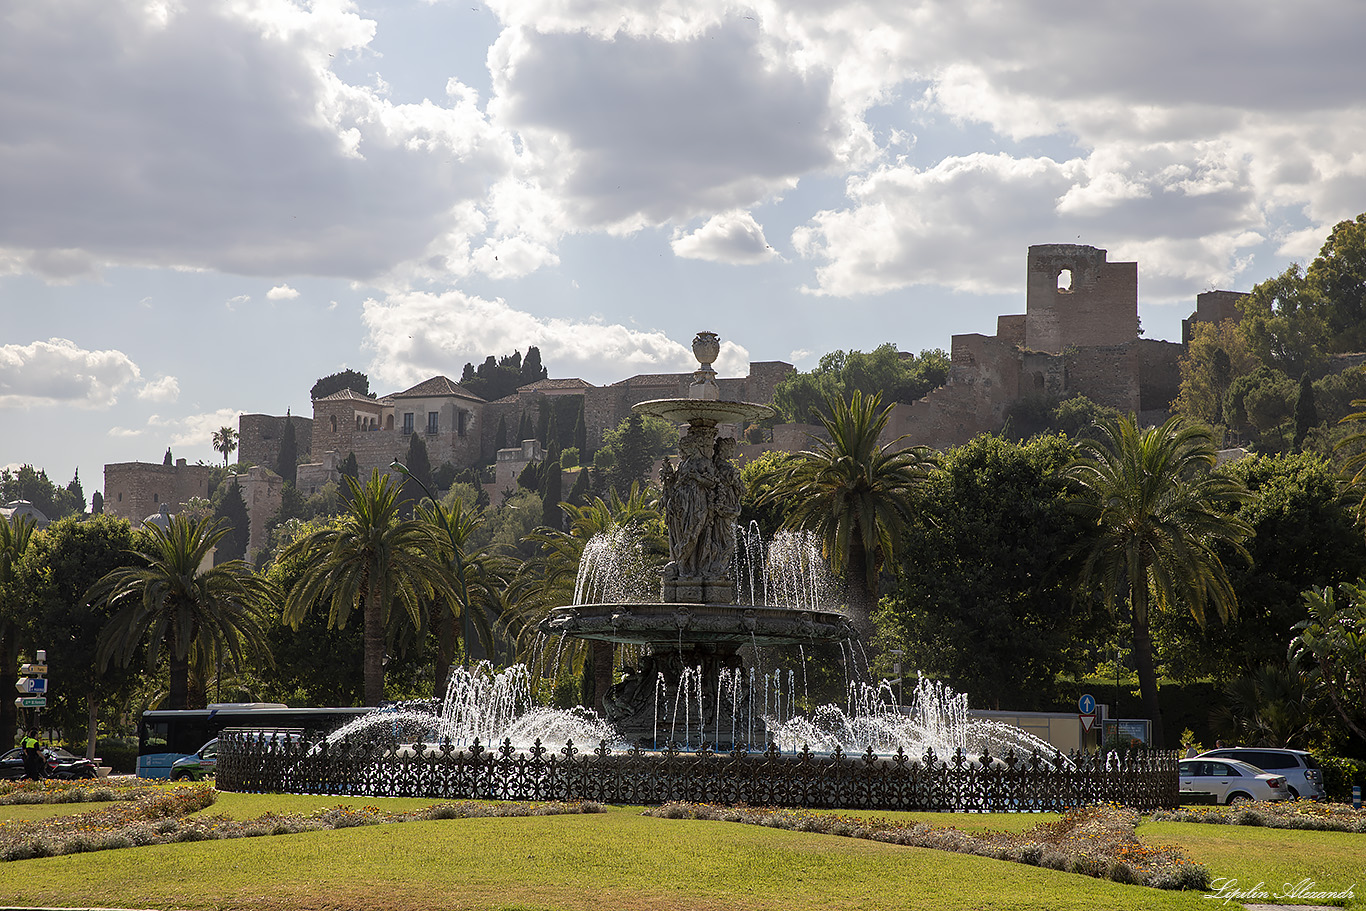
1317,755 -> 1366,802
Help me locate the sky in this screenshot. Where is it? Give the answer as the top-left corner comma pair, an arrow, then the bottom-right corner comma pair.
3,0 -> 1365,499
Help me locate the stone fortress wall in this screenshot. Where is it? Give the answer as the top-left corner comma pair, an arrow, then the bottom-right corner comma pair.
237,413 -> 312,471
105,243 -> 1247,546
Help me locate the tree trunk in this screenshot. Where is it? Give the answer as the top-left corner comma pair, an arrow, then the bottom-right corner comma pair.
86,692 -> 98,761
0,627 -> 16,748
168,651 -> 190,711
845,536 -> 880,650
592,641 -> 613,716
1130,584 -> 1165,749
363,587 -> 386,706
435,605 -> 456,700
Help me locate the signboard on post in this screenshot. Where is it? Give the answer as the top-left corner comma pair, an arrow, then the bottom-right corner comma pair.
15,696 -> 46,709
1078,693 -> 1097,732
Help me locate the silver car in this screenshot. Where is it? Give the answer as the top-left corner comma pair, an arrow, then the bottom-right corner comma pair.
1179,757 -> 1289,804
1197,748 -> 1326,800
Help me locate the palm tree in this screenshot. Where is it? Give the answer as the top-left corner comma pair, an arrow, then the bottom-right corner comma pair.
211,426 -> 239,467
1,514 -> 37,739
86,515 -> 276,710
281,470 -> 464,705
1063,415 -> 1251,747
417,496 -> 510,695
755,391 -> 935,643
505,484 -> 664,710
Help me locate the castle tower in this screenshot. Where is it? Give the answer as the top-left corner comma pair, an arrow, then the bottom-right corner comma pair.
1024,244 -> 1138,354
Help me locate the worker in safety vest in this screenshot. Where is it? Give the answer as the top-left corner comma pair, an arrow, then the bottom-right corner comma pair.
20,729 -> 44,780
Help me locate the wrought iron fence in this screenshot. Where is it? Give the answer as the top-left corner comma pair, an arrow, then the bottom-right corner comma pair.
217,730 -> 1180,811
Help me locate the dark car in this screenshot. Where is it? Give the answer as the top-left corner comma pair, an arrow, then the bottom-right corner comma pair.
0,746 -> 98,780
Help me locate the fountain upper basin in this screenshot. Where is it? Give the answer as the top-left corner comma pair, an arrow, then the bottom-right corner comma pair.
540,602 -> 856,647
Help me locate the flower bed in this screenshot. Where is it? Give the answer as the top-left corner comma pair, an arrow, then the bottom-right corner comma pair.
643,802 -> 1210,891
0,780 -> 603,862
1152,799 -> 1366,833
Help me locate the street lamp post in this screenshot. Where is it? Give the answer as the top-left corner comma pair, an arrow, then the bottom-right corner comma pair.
889,648 -> 904,708
390,459 -> 473,669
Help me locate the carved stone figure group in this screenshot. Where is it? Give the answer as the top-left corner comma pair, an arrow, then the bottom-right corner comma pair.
660,428 -> 743,583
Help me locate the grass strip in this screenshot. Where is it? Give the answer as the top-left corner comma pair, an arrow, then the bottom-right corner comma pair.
644,801 -> 1210,890
0,807 -> 1218,911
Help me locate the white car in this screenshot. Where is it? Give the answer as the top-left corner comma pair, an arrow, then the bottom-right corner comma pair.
1179,757 -> 1289,804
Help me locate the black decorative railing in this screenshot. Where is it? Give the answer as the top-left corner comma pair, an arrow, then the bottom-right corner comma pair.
217,730 -> 1180,811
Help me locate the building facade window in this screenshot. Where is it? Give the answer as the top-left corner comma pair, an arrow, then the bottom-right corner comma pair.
427,412 -> 439,435
403,413 -> 414,435
457,410 -> 468,437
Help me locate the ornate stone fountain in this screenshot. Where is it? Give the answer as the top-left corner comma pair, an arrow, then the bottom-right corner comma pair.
540,332 -> 856,747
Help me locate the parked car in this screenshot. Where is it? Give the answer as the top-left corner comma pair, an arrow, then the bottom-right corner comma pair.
1197,748 -> 1326,800
170,739 -> 218,781
0,746 -> 98,780
1179,757 -> 1289,804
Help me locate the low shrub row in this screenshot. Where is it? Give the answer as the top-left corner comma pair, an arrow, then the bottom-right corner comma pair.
643,802 -> 1210,891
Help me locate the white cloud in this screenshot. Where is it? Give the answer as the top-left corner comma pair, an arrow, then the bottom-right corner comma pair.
137,376 -> 180,402
489,22 -> 843,231
362,290 -> 750,388
672,211 -> 778,265
226,294 -> 251,310
148,408 -> 243,450
266,284 -> 301,301
0,0 -> 511,282
0,338 -> 142,408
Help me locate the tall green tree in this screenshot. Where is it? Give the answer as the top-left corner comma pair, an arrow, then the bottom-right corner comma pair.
0,465 -> 84,520
311,369 -> 370,401
18,515 -> 141,753
1152,451 -> 1366,681
1307,213 -> 1366,351
878,434 -> 1097,710
773,344 -> 949,423
86,516 -> 276,711
0,514 -> 36,746
756,391 -> 935,643
1063,416 -> 1253,747
1293,374 -> 1319,452
281,471 -> 464,705
1290,582 -> 1366,741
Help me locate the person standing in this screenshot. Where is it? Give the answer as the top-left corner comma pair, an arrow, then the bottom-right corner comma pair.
20,728 -> 43,781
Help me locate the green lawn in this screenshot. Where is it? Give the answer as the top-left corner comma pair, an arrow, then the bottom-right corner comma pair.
0,795 -> 1358,911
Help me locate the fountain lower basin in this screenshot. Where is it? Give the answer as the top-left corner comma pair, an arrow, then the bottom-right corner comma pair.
540,602 -> 857,647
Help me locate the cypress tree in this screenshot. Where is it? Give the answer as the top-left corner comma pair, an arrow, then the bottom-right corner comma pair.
537,401 -> 551,445
276,412 -> 298,486
517,460 -> 542,491
163,448 -> 173,466
338,451 -> 359,481
91,491 -> 104,515
574,401 -> 588,456
521,346 -> 547,384
495,415 -> 508,450
404,431 -> 434,502
541,455 -> 563,530
567,468 -> 590,507
517,410 -> 534,446
213,478 -> 250,563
